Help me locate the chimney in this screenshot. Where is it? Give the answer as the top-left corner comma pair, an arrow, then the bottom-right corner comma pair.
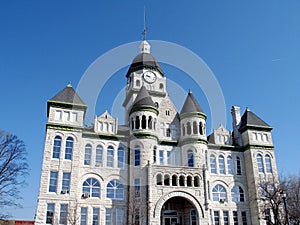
231,106 -> 241,146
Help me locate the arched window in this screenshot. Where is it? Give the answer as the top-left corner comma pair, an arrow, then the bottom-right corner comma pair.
117,147 -> 125,169
182,124 -> 186,136
156,174 -> 162,185
235,156 -> 242,175
199,122 -> 203,135
106,180 -> 124,200
172,175 -> 177,186
148,116 -> 153,129
187,176 -> 192,187
227,156 -> 233,175
84,144 -> 92,165
52,136 -> 62,159
82,178 -> 100,198
142,115 -> 147,129
257,154 -> 264,173
136,80 -> 140,87
95,145 -> 103,167
193,121 -> 197,134
194,176 -> 200,187
107,146 -> 114,168
135,116 -> 140,129
210,155 -> 217,174
159,83 -> 164,89
164,175 -> 170,186
134,145 -> 141,166
212,184 -> 227,202
265,155 -> 272,173
179,175 -> 185,186
65,137 -> 73,160
218,155 -> 225,174
187,122 -> 191,135
187,150 -> 194,167
231,185 -> 245,202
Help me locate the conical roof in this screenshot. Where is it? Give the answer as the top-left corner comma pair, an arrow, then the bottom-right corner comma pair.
132,86 -> 156,108
49,84 -> 86,106
126,41 -> 163,77
180,91 -> 204,115
239,108 -> 272,132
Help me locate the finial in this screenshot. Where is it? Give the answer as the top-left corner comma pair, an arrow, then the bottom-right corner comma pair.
188,89 -> 192,94
142,6 -> 147,40
67,82 -> 72,88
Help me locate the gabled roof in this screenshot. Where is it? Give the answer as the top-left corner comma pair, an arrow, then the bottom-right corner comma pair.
180,91 -> 204,115
239,108 -> 272,132
49,84 -> 86,106
132,86 -> 156,108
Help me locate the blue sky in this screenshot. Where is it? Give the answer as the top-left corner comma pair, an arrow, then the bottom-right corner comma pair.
0,0 -> 299,220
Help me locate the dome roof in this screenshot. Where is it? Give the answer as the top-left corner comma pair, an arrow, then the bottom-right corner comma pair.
126,41 -> 164,77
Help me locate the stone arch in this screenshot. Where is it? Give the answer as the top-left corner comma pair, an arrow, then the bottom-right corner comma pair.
153,191 -> 205,219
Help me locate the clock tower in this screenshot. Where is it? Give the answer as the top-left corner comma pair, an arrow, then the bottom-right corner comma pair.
123,40 -> 168,122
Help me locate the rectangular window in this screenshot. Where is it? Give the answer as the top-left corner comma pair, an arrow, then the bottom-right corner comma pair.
84,146 -> 92,165
233,211 -> 238,225
135,178 -> 140,197
46,203 -> 55,224
242,211 -> 247,225
55,110 -> 62,120
116,208 -> 124,225
93,208 -> 100,225
63,111 -> 70,121
153,149 -> 157,163
71,112 -> 78,122
134,149 -> 140,166
190,209 -> 197,225
214,211 -> 220,225
223,211 -> 229,225
80,207 -> 87,225
159,150 -> 164,165
59,204 -> 68,225
167,151 -> 171,165
235,157 -> 242,175
49,171 -> 58,193
62,172 -> 71,193
105,208 -> 112,225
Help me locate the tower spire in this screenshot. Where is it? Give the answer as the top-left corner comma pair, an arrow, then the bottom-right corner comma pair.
142,6 -> 147,40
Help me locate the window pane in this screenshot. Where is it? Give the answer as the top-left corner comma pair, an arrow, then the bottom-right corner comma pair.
65,137 -> 73,160
95,145 -> 103,167
212,184 -> 227,202
214,211 -> 220,225
135,178 -> 140,197
257,154 -> 264,173
81,207 -> 87,225
84,144 -> 92,165
134,146 -> 140,166
59,204 -> 68,225
227,156 -> 233,174
218,156 -> 225,174
235,156 -> 242,175
105,208 -> 112,225
62,172 -> 71,192
93,208 -> 100,225
46,203 -> 55,224
265,155 -> 272,173
159,150 -> 164,165
49,171 -> 58,193
188,150 -> 194,167
210,155 -> 216,174
82,178 -> 100,198
233,211 -> 238,225
242,211 -> 247,225
118,147 -> 125,168
116,208 -> 124,225
53,136 -> 61,159
106,179 -> 124,200
223,211 -> 229,225
107,146 -> 114,167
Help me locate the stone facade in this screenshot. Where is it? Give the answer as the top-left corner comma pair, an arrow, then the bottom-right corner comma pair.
35,41 -> 278,225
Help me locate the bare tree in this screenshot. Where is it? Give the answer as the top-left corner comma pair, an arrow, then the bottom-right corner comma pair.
281,173 -> 300,225
0,130 -> 28,219
258,176 -> 285,225
67,200 -> 80,225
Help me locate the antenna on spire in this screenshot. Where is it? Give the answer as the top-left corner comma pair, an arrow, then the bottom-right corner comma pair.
142,6 -> 147,40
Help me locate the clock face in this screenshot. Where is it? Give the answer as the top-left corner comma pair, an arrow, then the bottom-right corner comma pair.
143,71 -> 157,83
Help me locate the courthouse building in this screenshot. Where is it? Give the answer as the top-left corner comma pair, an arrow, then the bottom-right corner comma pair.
35,40 -> 278,225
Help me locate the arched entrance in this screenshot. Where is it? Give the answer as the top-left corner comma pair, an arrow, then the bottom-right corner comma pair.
161,197 -> 198,225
